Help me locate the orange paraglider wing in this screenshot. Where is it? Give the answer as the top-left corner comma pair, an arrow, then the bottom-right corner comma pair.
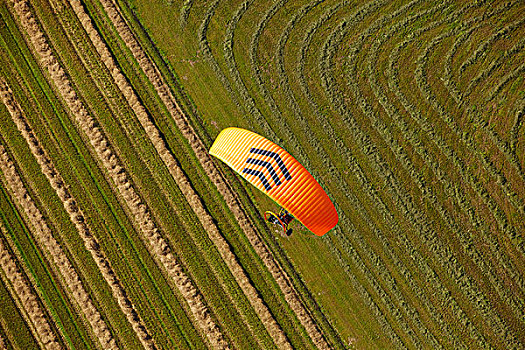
209,127 -> 338,236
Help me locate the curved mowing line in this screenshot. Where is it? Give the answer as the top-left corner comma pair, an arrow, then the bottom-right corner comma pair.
270,0 -> 449,347
295,1 -> 468,347
255,2 -> 430,341
367,0 -> 525,336
322,0 -> 506,346
334,0 -> 520,348
342,3 -> 516,348
414,13 -> 525,256
379,0 -> 525,321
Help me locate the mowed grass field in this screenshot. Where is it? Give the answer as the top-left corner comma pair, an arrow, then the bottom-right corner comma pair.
0,0 -> 523,349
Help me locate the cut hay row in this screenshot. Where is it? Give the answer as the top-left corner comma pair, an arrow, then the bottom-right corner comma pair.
487,63 -> 525,102
511,100 -> 524,154
68,0 -> 289,347
0,78 -> 156,350
0,219 -> 61,350
8,0 -> 230,348
465,37 -> 525,97
0,131 -> 116,349
178,0 -> 194,29
0,6 -> 205,347
98,0 -> 333,348
0,330 -> 6,350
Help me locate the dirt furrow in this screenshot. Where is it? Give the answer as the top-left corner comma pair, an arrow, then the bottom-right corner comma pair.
0,78 -> 155,350
68,0 -> 291,347
0,138 -> 115,349
8,0 -> 229,348
98,0 -> 329,347
0,218 -> 62,350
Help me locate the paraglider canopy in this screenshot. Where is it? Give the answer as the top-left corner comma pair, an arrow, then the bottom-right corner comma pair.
209,127 -> 338,236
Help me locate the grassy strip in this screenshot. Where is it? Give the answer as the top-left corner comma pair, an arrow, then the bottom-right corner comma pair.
88,0 -> 330,348
42,0 -> 262,347
0,4 -> 204,348
0,162 -> 87,350
0,219 -> 62,349
0,267 -> 39,350
66,0 -> 283,347
12,0 -> 234,346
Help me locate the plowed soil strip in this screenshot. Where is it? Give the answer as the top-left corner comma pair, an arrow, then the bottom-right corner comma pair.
0,78 -> 156,350
69,0 -> 290,347
0,219 -> 62,350
0,120 -> 117,349
8,0 -> 229,347
98,0 -> 329,347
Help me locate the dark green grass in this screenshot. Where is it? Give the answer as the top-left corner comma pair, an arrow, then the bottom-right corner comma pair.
122,0 -> 525,348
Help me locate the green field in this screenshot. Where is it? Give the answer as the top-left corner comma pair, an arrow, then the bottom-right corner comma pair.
0,0 -> 523,349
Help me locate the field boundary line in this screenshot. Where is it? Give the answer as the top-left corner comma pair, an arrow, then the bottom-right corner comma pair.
69,0 -> 290,347
0,219 -> 62,350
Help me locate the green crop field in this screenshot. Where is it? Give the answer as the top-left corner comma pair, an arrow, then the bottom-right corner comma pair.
0,0 -> 523,349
